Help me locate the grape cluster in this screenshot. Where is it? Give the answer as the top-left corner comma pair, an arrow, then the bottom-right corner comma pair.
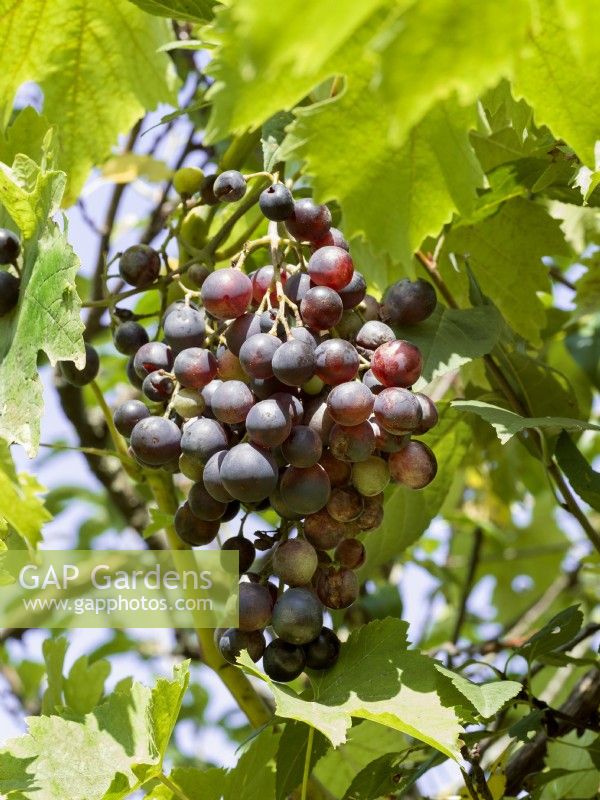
61,170 -> 439,682
0,228 -> 22,317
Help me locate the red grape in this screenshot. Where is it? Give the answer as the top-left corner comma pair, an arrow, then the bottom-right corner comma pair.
308,246 -> 353,291
371,340 -> 423,388
201,268 -> 252,319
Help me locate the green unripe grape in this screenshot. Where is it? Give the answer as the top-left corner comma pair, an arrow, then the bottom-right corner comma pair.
302,374 -> 325,396
179,207 -> 209,250
172,388 -> 206,419
352,456 -> 390,496
173,166 -> 205,196
179,453 -> 204,481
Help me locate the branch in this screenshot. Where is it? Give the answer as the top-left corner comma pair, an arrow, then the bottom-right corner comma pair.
450,527 -> 483,647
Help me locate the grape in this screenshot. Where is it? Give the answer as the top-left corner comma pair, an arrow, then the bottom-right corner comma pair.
201,268 -> 253,320
238,581 -> 273,631
113,399 -> 150,437
326,381 -> 374,426
217,347 -> 249,383
272,339 -> 315,386
304,508 -> 357,549
326,486 -> 363,522
0,271 -> 20,315
200,174 -> 219,205
59,344 -> 100,387
114,321 -> 148,355
220,443 -> 278,502
239,333 -> 281,378
281,425 -> 322,467
329,421 -> 375,462
273,539 -> 318,586
316,566 -> 358,609
259,183 -> 294,220
142,370 -> 175,402
308,246 -> 353,291
0,229 -> 20,263
314,339 -> 359,385
269,485 -> 304,521
172,388 -> 206,419
285,198 -> 332,242
414,393 -> 438,433
290,326 -> 319,347
119,244 -> 160,287
222,500 -> 241,522
361,294 -> 380,321
380,278 -> 437,325
211,380 -> 254,424
284,271 -> 312,304
302,374 -> 325,395
213,170 -> 247,202
173,165 -> 204,196
389,441 -> 437,489
352,455 -> 390,496
218,628 -> 265,664
272,587 -> 323,645
319,450 -> 352,487
370,418 -> 409,452
263,639 -> 306,682
202,451 -> 233,502
312,227 -> 349,252
373,387 -> 422,434
249,374 -> 288,399
126,357 -> 144,389
179,453 -> 204,481
251,264 -> 287,305
302,396 -> 334,443
362,369 -> 384,394
180,207 -> 208,250
181,417 -> 228,465
200,379 -> 223,416
356,320 -> 395,351
356,493 -> 384,531
130,416 -> 181,466
174,502 -> 219,546
221,536 -> 256,574
246,398 -> 292,447
280,464 -> 331,515
164,305 -> 206,352
335,538 -> 365,569
338,270 -> 366,309
300,286 -> 343,330
303,627 -> 341,669
371,340 -> 422,388
133,342 -> 173,379
185,264 -> 211,289
271,392 -> 304,425
173,347 -> 217,389
224,312 -> 262,356
258,307 -> 285,336
334,311 -> 362,344
188,481 -> 227,521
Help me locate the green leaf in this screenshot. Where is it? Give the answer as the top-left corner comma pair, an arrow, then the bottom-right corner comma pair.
452,400 -> 600,445
393,304 -> 503,383
513,0 -> 600,166
573,259 -> 600,319
441,198 -> 571,345
0,159 -> 85,455
261,111 -> 294,172
145,767 -> 225,800
555,431 -> 600,511
0,0 -> 177,202
100,153 -> 172,184
127,0 -> 216,23
64,656 -> 111,715
535,731 -> 600,800
41,637 -> 68,715
241,618 -> 464,761
435,666 -> 521,719
0,442 -> 51,551
508,709 -> 545,743
276,722 -> 330,800
341,751 -> 406,800
364,404 -> 470,570
0,661 -> 190,800
0,108 -> 52,168
517,605 -> 584,664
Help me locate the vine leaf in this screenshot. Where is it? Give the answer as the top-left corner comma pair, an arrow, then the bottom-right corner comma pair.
435,666 -> 521,719
240,618 -> 464,761
0,442 -> 51,552
517,605 -> 584,664
452,400 -> 600,445
555,431 -> 600,511
275,722 -> 329,800
64,656 -> 112,715
0,156 -> 85,455
0,662 -> 190,800
127,0 -> 217,23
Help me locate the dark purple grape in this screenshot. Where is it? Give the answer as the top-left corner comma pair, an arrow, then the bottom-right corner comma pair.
211,380 -> 255,424
269,485 -> 304,521
202,451 -> 233,502
356,320 -> 395,351
251,264 -> 286,305
312,227 -> 349,251
246,398 -> 292,447
303,396 -> 334,443
285,199 -> 332,243
380,278 -> 437,325
336,310 -> 362,342
59,344 -> 100,387
414,393 -> 438,433
389,441 -> 437,488
303,627 -> 341,669
361,294 -> 380,321
218,628 -> 265,663
133,342 -> 173,379
280,464 -> 331,515
221,500 -> 240,522
281,425 -> 322,467
258,307 -> 286,336
329,421 -> 375,462
372,340 -> 423,388
300,286 -> 343,330
142,370 -> 175,402
164,305 -> 206,352
263,639 -> 306,682
272,587 -> 323,645
173,347 -> 217,389
248,374 -> 289,399
308,246 -> 353,291
271,339 -> 315,386
181,417 -> 228,465
0,229 -> 20,263
200,379 -> 223,416
362,369 -> 384,394
119,245 -> 160,287
175,502 -> 219,546
327,381 -> 374,426
224,313 -> 261,356
326,486 -> 363,522
201,268 -> 252,320
373,387 -> 422,434
0,271 -> 20,315
316,566 -> 358,609
284,271 -> 312,304
239,581 -> 273,631
314,339 -> 359,385
201,174 -> 219,205
213,170 -> 246,202
259,183 -> 294,221
113,399 -> 150,437
186,264 -> 211,288
127,357 -> 144,389
271,392 -> 304,425
289,326 -> 319,347
273,539 -> 318,586
220,443 -> 278,502
113,321 -> 149,355
188,481 -> 227,520
221,536 -> 256,574
338,270 -> 366,309
239,333 -> 281,379
130,416 -> 181,466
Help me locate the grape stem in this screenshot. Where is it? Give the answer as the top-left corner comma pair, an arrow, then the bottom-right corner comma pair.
89,381 -> 142,480
301,726 -> 315,800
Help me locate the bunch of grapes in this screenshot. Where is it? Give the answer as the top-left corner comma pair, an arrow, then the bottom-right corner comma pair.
58,170 -> 439,682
